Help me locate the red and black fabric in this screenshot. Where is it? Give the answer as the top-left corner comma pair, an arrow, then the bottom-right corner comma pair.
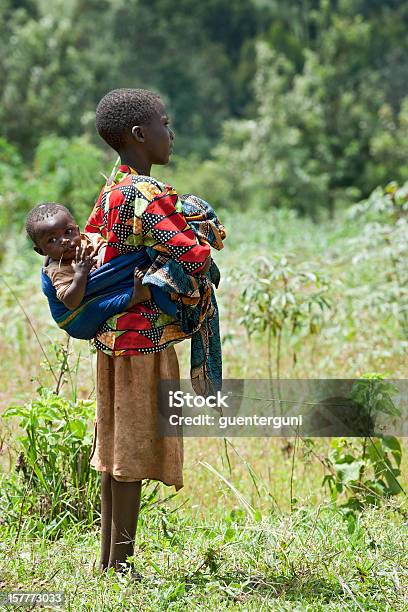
85,165 -> 211,356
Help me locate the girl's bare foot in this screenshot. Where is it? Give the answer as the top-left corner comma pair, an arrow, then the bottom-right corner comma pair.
128,268 -> 151,307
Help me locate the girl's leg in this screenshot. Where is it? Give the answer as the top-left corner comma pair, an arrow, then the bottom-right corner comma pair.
108,479 -> 142,570
99,472 -> 113,571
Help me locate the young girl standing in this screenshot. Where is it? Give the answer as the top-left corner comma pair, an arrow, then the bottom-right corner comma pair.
85,89 -> 212,573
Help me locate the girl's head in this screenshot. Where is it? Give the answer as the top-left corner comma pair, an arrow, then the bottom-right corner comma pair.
95,88 -> 174,165
26,203 -> 81,261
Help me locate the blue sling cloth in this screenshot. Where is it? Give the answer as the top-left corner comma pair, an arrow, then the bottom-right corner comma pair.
42,194 -> 225,395
41,250 -> 176,340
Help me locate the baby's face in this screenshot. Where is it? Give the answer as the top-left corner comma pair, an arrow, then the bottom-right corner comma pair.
34,211 -> 81,262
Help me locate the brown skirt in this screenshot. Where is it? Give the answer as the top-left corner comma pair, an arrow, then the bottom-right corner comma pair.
90,346 -> 183,491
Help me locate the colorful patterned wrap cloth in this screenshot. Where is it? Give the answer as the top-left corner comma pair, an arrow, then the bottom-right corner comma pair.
144,194 -> 226,394
42,194 -> 226,394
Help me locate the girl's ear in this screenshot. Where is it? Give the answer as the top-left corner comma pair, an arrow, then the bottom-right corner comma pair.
131,125 -> 145,143
33,245 -> 44,256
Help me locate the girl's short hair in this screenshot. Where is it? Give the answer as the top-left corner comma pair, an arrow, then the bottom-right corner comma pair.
96,88 -> 162,152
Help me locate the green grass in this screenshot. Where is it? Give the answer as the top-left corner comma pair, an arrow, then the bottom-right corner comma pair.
1,205 -> 408,609
0,501 -> 406,610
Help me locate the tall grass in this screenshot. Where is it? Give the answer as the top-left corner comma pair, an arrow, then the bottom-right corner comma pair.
0,195 -> 407,608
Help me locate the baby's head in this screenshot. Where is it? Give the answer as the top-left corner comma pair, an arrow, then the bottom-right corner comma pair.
26,203 -> 81,262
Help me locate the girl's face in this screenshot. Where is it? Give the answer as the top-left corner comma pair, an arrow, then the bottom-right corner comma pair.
34,211 -> 81,261
141,100 -> 175,165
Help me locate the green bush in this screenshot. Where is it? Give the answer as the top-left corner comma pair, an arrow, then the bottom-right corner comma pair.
321,376 -> 405,531
1,387 -> 100,539
0,135 -> 109,236
26,135 -> 108,226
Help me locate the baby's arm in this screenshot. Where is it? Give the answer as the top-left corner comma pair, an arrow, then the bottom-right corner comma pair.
128,267 -> 152,307
61,245 -> 97,310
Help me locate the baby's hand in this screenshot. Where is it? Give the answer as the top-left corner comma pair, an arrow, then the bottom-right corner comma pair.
72,244 -> 96,275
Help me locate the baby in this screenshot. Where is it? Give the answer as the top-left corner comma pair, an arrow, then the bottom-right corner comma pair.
26,202 -> 150,310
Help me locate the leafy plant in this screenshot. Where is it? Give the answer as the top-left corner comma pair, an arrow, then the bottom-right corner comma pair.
347,181 -> 408,339
1,386 -> 100,539
322,376 -> 405,522
238,254 -> 331,379
347,180 -> 408,224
